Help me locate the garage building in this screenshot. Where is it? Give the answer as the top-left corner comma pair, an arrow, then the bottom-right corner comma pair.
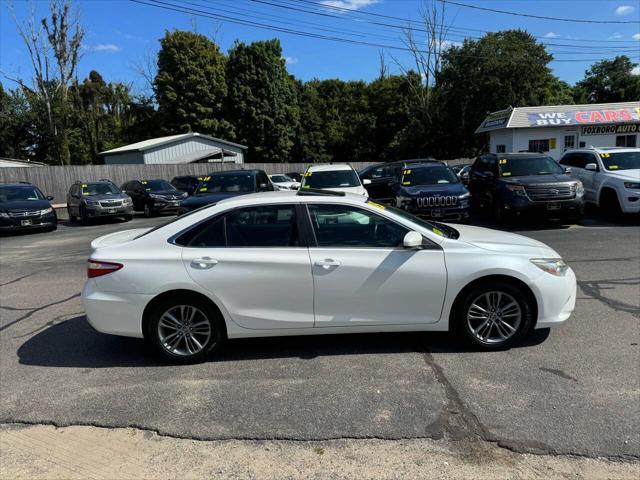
101,132 -> 247,165
476,101 -> 640,160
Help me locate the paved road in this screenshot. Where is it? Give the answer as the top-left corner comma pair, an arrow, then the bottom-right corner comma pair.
0,212 -> 638,459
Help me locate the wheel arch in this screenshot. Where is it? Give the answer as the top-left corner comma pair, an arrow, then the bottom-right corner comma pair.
141,289 -> 228,340
448,274 -> 538,332
597,184 -> 621,207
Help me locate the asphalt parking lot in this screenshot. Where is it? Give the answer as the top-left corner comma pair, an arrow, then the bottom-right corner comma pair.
0,211 -> 638,461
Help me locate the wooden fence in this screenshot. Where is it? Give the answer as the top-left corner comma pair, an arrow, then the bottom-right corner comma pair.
0,159 -> 471,205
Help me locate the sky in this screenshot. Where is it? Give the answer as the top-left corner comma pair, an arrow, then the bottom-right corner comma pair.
1,0 -> 639,95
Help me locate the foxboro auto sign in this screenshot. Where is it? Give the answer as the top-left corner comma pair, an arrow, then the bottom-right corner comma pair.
527,107 -> 640,127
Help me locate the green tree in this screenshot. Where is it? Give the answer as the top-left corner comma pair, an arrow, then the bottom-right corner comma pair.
436,30 -> 570,157
154,30 -> 232,137
225,39 -> 299,162
573,56 -> 640,103
0,83 -> 34,160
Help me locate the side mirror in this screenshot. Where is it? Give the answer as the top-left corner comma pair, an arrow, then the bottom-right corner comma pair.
564,167 -> 572,174
403,231 -> 423,249
585,163 -> 598,171
47,195 -> 54,201
259,183 -> 269,191
363,179 -> 372,185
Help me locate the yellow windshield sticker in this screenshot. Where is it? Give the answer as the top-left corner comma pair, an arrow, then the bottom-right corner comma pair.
304,172 -> 313,177
402,181 -> 411,185
432,228 -> 444,236
367,200 -> 386,209
602,153 -> 610,158
499,159 -> 507,165
403,169 -> 412,174
502,172 -> 512,176
81,184 -> 87,187
302,185 -> 310,189
205,176 -> 211,181
199,187 -> 207,192
82,192 -> 90,196
141,181 -> 148,184
608,165 -> 619,169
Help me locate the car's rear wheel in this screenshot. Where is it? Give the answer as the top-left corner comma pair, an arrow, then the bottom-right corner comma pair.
456,282 -> 533,350
146,295 -> 223,363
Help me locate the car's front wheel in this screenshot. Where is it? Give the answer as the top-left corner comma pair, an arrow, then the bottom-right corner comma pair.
456,282 -> 533,350
146,295 -> 223,363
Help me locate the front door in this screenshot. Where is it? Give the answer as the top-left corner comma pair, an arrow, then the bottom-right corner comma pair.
306,203 -> 447,327
181,204 -> 314,330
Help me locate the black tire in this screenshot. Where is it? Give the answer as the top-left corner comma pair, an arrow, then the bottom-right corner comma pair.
564,213 -> 583,225
143,203 -> 153,218
79,205 -> 89,225
68,207 -> 77,223
454,281 -> 534,350
145,294 -> 224,364
600,189 -> 622,218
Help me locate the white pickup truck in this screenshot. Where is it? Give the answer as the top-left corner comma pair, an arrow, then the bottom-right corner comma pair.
559,147 -> 640,215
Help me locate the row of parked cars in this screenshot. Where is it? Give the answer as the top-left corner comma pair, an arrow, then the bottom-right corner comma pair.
1,147 -> 637,234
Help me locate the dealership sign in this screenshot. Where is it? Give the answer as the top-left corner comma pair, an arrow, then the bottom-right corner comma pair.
581,123 -> 640,136
527,107 -> 640,127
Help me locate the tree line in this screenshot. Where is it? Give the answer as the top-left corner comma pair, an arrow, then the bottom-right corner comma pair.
1,2 -> 639,165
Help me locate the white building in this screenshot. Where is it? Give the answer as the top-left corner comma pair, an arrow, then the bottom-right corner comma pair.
476,101 -> 640,160
100,133 -> 247,165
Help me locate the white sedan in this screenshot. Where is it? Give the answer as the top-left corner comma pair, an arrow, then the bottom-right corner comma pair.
82,191 -> 576,363
268,174 -> 300,191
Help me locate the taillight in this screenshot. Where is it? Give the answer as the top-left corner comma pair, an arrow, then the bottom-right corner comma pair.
87,259 -> 123,278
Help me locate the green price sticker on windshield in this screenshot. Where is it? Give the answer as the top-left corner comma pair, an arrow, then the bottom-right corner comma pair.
199,187 -> 207,192
432,228 -> 444,236
502,172 -> 512,176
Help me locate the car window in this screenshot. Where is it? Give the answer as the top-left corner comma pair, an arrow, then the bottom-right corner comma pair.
198,173 -> 255,194
82,182 -> 120,196
0,185 -> 45,202
401,166 -> 459,186
141,179 -> 175,192
498,156 -> 564,177
308,204 -> 408,248
226,205 -> 297,247
301,169 -> 360,189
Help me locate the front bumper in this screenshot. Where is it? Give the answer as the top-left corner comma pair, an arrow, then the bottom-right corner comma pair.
85,204 -> 133,218
531,267 -> 577,329
620,190 -> 640,214
150,199 -> 182,213
0,212 -> 57,231
502,196 -> 584,218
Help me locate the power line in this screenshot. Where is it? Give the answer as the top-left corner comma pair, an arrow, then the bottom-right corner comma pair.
130,0 -> 639,63
441,0 -> 640,24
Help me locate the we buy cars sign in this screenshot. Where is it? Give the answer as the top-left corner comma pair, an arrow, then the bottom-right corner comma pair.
527,107 -> 640,127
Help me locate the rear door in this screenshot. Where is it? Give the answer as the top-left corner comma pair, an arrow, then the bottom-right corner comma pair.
180,203 -> 314,330
305,203 -> 447,327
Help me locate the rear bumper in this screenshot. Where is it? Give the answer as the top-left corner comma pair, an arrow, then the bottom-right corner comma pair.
82,279 -> 150,338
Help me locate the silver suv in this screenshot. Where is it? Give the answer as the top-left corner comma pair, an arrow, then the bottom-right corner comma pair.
559,147 -> 640,215
67,180 -> 133,224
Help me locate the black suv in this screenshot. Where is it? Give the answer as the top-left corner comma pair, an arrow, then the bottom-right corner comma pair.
171,175 -> 204,196
121,179 -> 187,217
0,182 -> 57,233
67,180 -> 133,224
395,163 -> 471,221
359,158 -> 440,202
468,153 -> 585,223
178,169 -> 274,214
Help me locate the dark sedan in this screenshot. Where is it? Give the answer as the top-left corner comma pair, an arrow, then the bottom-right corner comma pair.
0,183 -> 57,233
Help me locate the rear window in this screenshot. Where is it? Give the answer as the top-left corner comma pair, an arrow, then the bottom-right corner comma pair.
301,170 -> 360,189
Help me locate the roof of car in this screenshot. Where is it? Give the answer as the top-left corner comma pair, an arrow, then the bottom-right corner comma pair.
485,152 -> 549,159
0,182 -> 36,187
564,147 -> 640,154
305,164 -> 354,172
405,162 -> 449,170
207,169 -> 260,176
215,190 -> 367,207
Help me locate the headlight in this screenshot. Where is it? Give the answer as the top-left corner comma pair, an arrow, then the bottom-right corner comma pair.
396,196 -> 412,208
39,207 -> 53,215
180,192 -> 188,198
122,197 -> 132,205
624,182 -> 640,190
0,212 -> 8,218
530,258 -> 569,276
505,184 -> 527,196
84,200 -> 99,207
575,181 -> 584,197
150,193 -> 165,200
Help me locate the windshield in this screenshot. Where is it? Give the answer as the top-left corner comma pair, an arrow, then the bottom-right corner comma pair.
82,183 -> 120,195
381,203 -> 460,239
600,151 -> 640,171
0,185 -> 45,202
197,174 -> 255,194
271,175 -> 293,183
142,180 -> 175,192
302,170 -> 361,189
499,156 -> 564,177
401,166 -> 459,186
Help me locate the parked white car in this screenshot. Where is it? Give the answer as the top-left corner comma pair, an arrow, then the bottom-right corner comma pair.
269,174 -> 300,190
301,164 -> 370,196
82,190 -> 576,363
559,147 -> 640,214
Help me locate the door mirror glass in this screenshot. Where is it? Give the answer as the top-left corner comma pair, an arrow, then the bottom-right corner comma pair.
403,231 -> 423,249
585,163 -> 598,171
47,195 -> 54,201
362,178 -> 372,185
259,183 -> 269,190
564,167 -> 572,174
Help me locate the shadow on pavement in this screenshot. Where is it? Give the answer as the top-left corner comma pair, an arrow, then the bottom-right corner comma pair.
17,315 -> 550,369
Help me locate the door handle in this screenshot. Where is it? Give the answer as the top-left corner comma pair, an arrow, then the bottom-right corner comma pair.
191,257 -> 218,269
314,259 -> 341,269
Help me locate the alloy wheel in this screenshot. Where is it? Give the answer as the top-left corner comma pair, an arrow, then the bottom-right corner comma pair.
466,291 -> 522,344
157,305 -> 212,357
